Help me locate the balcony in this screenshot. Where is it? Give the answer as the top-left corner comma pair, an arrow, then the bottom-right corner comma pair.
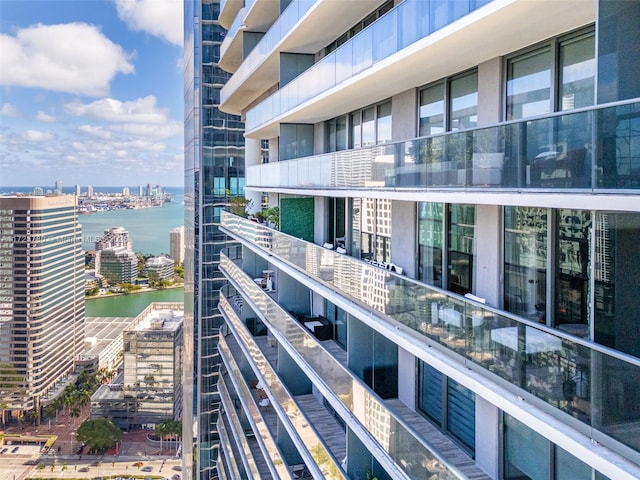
220,251 -> 473,480
247,101 -> 640,193
220,211 -> 640,458
219,0 -> 243,29
220,0 -> 399,115
218,375 -> 269,478
219,291 -> 346,479
217,334 -> 295,479
243,0 -> 593,136
219,7 -> 246,73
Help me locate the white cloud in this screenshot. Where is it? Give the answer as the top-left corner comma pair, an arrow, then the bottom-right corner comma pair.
78,125 -> 113,140
115,0 -> 183,46
36,111 -> 56,122
65,96 -> 169,124
0,103 -> 18,117
22,130 -> 55,142
0,23 -> 134,96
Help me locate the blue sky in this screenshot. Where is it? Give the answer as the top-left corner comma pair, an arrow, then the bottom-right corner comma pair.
0,0 -> 184,188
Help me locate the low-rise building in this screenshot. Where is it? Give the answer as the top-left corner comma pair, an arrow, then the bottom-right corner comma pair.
143,255 -> 175,282
99,247 -> 138,286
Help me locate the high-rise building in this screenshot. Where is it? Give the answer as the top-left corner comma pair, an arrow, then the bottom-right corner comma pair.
87,185 -> 94,198
75,184 -> 81,196
123,187 -> 130,197
0,196 -> 85,419
206,1 -> 640,479
138,185 -> 143,197
54,180 -> 63,195
32,187 -> 43,196
183,1 -> 246,478
170,226 -> 185,265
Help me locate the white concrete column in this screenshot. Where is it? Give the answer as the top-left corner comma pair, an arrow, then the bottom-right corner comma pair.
391,200 -> 416,278
397,346 -> 415,408
474,204 -> 501,307
314,196 -> 328,246
245,137 -> 262,214
392,89 -> 418,141
475,396 -> 499,479
478,57 -> 502,126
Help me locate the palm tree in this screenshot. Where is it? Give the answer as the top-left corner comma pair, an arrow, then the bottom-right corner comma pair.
155,421 -> 169,453
0,402 -> 8,427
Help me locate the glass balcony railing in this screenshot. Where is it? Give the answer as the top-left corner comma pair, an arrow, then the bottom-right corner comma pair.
218,377 -> 262,479
217,419 -> 244,480
219,289 -> 347,480
221,0 -> 315,103
220,211 -> 640,454
219,251 -> 465,480
247,101 -> 640,191
245,0 -> 492,130
218,334 -> 294,479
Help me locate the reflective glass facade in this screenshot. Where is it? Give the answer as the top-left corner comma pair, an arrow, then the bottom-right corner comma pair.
184,1 -> 245,478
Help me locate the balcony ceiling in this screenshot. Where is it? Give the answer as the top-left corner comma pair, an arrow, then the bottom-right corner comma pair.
244,0 -> 596,139
244,0 -> 281,32
220,0 -> 391,115
219,0 -> 243,29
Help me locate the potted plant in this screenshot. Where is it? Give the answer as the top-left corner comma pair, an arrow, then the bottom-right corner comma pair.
265,206 -> 280,229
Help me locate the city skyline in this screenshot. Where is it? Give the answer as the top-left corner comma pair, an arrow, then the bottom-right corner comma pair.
0,0 -> 184,187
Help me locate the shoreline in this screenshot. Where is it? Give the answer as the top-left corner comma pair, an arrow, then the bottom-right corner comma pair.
86,283 -> 184,300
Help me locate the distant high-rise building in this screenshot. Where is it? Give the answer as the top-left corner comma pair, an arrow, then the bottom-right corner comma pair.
32,187 -> 43,196
98,247 -> 138,286
184,1 -> 246,477
205,1 -> 640,479
138,185 -> 143,197
170,226 -> 185,265
54,180 -> 63,195
87,185 -> 94,198
146,184 -> 153,197
0,195 -> 84,418
123,187 -> 130,196
75,184 -> 81,196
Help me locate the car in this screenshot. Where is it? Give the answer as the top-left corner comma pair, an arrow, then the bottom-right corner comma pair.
11,446 -> 19,453
0,448 -> 7,453
141,466 -> 153,472
78,467 -> 89,472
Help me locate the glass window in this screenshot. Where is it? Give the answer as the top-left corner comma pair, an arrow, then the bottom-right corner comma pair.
351,112 -> 362,149
559,33 -> 595,111
448,205 -> 475,295
362,107 -> 376,146
417,361 -> 475,455
594,212 -> 640,357
419,83 -> 445,136
326,115 -> 347,152
555,210 -> 591,332
376,102 -> 392,144
418,202 -> 444,288
506,47 -> 552,120
504,415 -> 551,480
357,198 -> 391,264
504,207 -> 548,323
449,71 -> 478,131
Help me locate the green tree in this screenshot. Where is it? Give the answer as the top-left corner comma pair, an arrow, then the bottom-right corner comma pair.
76,418 -> 122,453
227,194 -> 253,217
